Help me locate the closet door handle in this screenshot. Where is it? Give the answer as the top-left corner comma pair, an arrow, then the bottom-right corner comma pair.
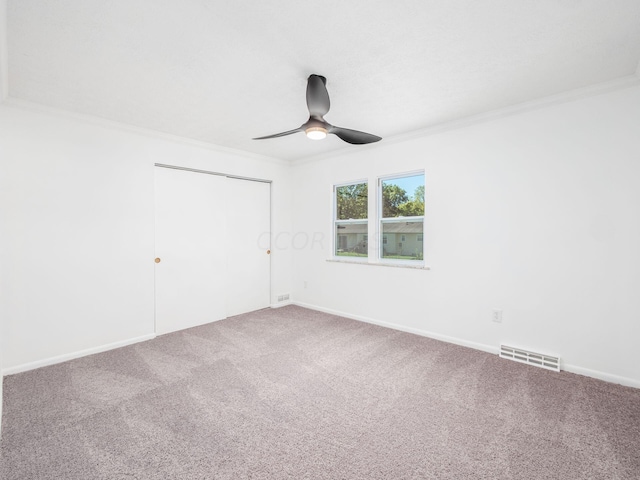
155,257 -> 161,263
266,250 -> 271,255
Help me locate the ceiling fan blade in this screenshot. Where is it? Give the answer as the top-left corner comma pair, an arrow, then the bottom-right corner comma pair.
329,127 -> 381,145
253,128 -> 302,140
306,74 -> 330,118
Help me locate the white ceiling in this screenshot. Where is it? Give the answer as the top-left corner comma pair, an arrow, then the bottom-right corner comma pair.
4,0 -> 640,161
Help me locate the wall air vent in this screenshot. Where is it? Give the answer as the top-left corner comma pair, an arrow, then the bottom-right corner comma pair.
499,345 -> 560,372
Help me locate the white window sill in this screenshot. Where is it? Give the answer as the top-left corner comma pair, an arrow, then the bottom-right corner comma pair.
327,258 -> 430,270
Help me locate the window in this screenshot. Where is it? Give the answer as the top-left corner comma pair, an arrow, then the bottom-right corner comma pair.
379,172 -> 424,261
334,181 -> 368,258
332,172 -> 425,266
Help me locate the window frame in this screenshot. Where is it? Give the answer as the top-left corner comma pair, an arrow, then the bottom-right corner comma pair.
329,172 -> 427,269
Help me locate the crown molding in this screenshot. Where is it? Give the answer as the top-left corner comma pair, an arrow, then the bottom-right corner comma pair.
1,97 -> 292,167
293,74 -> 640,167
3,71 -> 639,168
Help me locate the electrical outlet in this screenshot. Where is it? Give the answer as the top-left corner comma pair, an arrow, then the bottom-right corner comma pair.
492,309 -> 503,323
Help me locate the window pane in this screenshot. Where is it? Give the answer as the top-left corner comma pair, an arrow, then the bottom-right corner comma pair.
381,220 -> 423,260
381,174 -> 424,218
336,183 -> 368,220
335,222 -> 368,257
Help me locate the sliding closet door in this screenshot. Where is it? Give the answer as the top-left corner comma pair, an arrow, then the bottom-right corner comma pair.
154,167 -> 228,335
225,177 -> 271,317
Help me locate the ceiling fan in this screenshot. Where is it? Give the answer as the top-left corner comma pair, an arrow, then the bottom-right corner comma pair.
253,74 -> 382,145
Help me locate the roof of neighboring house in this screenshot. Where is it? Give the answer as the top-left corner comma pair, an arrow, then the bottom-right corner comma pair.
381,221 -> 423,234
336,220 -> 422,234
336,223 -> 367,234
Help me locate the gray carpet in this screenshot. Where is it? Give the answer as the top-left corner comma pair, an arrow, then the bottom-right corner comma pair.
1,305 -> 639,479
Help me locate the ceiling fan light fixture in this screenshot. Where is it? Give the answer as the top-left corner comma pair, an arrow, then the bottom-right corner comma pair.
253,74 -> 381,144
305,126 -> 327,140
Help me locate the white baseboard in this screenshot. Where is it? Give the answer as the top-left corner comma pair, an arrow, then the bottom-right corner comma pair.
293,301 -> 640,390
270,301 -> 293,309
562,363 -> 640,389
2,333 -> 156,376
293,301 -> 499,356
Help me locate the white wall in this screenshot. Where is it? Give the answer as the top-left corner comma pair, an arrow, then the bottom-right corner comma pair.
0,0 -> 7,429
0,0 -> 7,101
1,84 -> 639,388
0,103 -> 292,372
291,85 -> 640,387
